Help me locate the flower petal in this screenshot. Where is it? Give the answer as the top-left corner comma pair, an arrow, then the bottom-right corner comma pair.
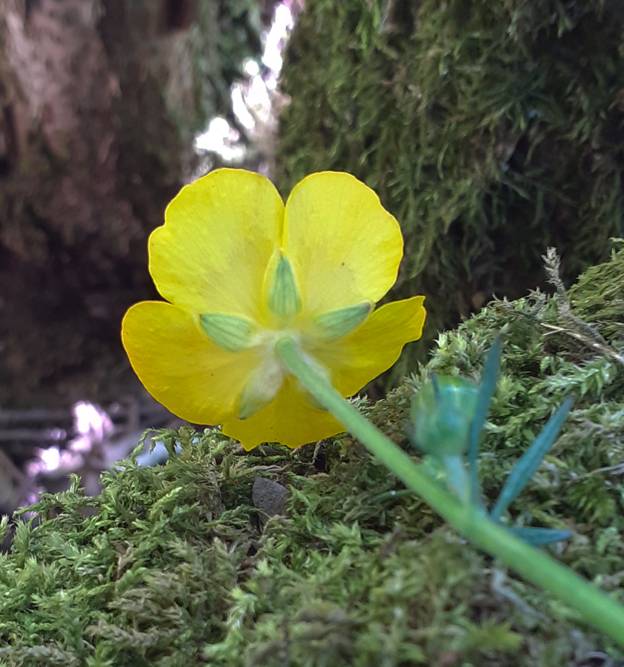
313,296 -> 427,396
121,301 -> 261,424
283,172 -> 403,316
222,377 -> 344,450
149,169 -> 283,320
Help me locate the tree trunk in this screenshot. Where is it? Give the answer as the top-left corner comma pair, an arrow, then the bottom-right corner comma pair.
0,0 -> 218,406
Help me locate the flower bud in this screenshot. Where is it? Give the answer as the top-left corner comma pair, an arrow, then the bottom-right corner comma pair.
410,375 -> 479,457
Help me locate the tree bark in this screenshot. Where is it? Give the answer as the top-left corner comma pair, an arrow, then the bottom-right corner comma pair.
0,0 -> 218,406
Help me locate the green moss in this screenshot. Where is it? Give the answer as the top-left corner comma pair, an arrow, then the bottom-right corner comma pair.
276,0 -> 624,367
0,249 -> 623,664
569,239 -> 624,341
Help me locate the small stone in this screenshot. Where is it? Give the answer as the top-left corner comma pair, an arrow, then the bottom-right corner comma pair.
252,477 -> 288,517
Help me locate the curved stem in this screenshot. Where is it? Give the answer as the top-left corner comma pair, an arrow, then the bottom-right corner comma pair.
275,337 -> 624,647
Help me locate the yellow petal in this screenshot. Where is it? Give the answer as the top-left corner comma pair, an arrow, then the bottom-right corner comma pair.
283,172 -> 403,316
149,169 -> 283,321
312,296 -> 427,396
222,377 -> 344,450
121,301 -> 261,424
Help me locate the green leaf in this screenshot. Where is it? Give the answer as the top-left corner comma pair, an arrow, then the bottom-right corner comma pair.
509,526 -> 572,546
491,397 -> 574,520
468,337 -> 502,504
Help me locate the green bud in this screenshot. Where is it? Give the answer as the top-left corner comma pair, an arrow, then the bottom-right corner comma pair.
199,313 -> 257,352
314,302 -> 372,340
410,375 -> 479,457
267,253 -> 302,321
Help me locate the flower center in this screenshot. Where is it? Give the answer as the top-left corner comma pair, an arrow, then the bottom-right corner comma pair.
197,250 -> 373,420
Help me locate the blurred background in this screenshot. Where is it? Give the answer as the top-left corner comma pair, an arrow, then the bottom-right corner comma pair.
1,0 -> 623,513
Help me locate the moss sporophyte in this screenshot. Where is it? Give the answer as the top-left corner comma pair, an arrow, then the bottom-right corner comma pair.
122,168 -> 426,449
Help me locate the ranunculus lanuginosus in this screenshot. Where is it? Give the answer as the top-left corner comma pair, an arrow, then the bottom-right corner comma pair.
122,169 -> 426,450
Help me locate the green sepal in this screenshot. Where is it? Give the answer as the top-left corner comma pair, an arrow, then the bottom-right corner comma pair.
199,313 -> 257,352
238,358 -> 283,419
314,302 -> 372,340
267,253 -> 302,320
239,383 -> 271,420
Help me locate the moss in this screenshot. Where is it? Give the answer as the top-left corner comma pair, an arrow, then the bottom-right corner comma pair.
569,239 -> 624,341
276,0 -> 624,368
0,248 -> 623,664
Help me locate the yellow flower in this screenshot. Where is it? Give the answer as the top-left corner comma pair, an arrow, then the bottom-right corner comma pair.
121,169 -> 426,450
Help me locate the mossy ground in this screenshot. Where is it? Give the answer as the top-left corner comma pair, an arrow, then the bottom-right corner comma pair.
277,0 -> 624,368
0,247 -> 623,665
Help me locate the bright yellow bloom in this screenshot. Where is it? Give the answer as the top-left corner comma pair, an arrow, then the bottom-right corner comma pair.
122,169 -> 426,450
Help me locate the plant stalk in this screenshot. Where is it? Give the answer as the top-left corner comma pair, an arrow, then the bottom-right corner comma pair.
275,337 -> 624,647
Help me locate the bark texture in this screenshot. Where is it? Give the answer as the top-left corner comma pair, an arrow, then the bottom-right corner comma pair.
0,0 -> 221,405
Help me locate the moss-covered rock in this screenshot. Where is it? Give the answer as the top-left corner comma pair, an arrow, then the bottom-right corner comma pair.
276,0 -> 624,365
0,246 -> 622,665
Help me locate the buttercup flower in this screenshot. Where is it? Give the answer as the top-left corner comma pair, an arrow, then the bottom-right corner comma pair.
122,169 -> 426,449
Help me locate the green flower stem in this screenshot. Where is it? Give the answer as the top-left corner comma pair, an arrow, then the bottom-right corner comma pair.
275,338 -> 624,647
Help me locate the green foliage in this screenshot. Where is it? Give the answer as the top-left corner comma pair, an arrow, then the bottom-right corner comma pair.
277,0 -> 624,363
570,239 -> 624,341
410,375 -> 479,457
410,337 -> 575,544
0,249 -> 623,664
214,0 -> 263,95
201,0 -> 265,123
